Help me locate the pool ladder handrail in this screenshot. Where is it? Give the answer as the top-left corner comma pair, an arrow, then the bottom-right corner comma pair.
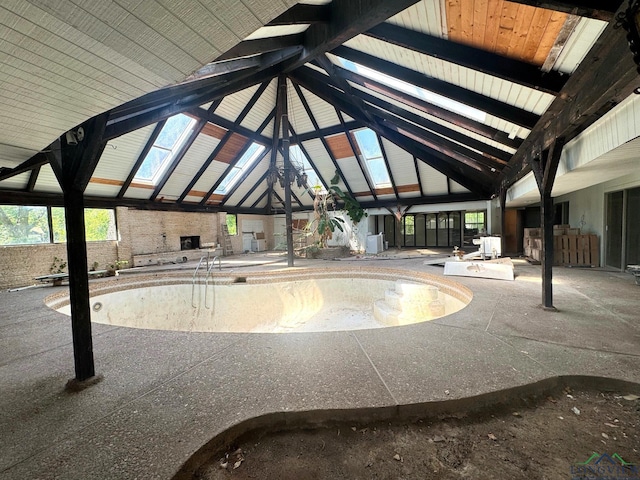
204,256 -> 221,309
191,255 -> 222,308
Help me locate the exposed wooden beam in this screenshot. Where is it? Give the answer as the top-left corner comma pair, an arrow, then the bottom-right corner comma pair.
289,70 -> 493,197
295,65 -> 501,176
350,86 -> 512,164
331,63 -> 523,150
235,170 -> 269,208
331,46 -> 540,129
412,156 -> 424,195
286,0 -> 420,71
376,133 -> 398,200
288,124 -> 330,192
356,192 -> 481,209
117,119 -> 168,198
267,4 -> 332,25
500,0 -> 638,190
150,118 -> 207,201
504,0 -> 620,21
0,152 -> 49,182
336,109 -> 377,200
366,22 -> 568,95
293,120 -> 366,143
216,34 -> 304,61
188,110 -> 272,145
104,49 -> 300,140
291,81 -> 356,196
220,148 -> 271,206
26,166 -> 40,192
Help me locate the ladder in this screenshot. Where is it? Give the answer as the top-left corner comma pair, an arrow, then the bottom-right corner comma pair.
221,224 -> 234,256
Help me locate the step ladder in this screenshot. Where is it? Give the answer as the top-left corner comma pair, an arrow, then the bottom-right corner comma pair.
221,224 -> 233,256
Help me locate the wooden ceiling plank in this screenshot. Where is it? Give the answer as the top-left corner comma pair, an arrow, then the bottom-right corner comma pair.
533,11 -> 569,65
521,7 -> 554,62
473,0 -> 491,48
485,0 -> 505,51
495,1 -> 519,57
509,4 -> 534,60
446,0 -> 464,43
500,0 -> 638,190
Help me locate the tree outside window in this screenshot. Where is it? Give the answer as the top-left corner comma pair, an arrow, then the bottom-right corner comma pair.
226,214 -> 237,236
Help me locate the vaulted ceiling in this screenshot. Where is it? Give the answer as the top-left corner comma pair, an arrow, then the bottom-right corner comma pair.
0,0 -> 636,214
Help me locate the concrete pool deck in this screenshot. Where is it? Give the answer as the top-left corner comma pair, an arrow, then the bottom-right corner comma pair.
1,253 -> 639,479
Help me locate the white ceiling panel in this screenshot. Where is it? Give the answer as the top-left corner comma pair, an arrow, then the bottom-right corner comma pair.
418,162 -> 448,196
94,124 -> 157,182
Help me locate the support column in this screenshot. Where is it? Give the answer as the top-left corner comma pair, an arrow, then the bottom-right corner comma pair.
531,138 -> 564,310
47,115 -> 107,387
64,188 -> 95,381
499,186 -> 507,256
279,75 -> 295,267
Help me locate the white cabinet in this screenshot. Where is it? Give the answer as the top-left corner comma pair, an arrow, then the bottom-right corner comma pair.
251,239 -> 267,252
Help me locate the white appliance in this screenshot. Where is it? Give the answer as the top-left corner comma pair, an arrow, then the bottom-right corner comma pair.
251,238 -> 267,252
242,233 -> 254,252
366,233 -> 384,254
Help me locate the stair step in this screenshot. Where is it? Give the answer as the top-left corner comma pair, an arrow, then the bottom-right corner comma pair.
373,300 -> 402,326
384,289 -> 403,310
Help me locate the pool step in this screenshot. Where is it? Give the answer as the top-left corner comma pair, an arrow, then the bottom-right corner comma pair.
373,299 -> 403,326
374,281 -> 445,325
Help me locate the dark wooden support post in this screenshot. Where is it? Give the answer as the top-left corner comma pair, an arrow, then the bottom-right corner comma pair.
47,115 -> 108,388
531,138 -> 564,311
499,186 -> 507,256
279,75 -> 295,267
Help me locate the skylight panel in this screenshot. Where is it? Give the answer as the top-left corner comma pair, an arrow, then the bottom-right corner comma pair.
353,129 -> 391,188
336,58 -> 487,123
214,143 -> 265,195
134,114 -> 196,184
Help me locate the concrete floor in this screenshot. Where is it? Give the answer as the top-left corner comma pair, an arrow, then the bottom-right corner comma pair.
1,252 -> 639,479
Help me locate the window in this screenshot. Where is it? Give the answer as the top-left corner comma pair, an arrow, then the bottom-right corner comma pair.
225,214 -> 237,236
52,208 -> 117,242
336,58 -> 487,122
290,145 -> 324,193
465,211 -> 486,235
0,205 -> 49,245
214,143 -> 265,195
134,114 -> 196,184
352,129 -> 391,188
0,206 -> 117,245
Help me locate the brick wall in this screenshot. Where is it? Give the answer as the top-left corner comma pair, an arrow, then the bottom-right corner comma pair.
0,241 -> 118,289
1,208 -> 275,289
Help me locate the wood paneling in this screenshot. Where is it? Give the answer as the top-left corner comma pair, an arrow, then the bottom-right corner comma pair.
201,123 -> 227,140
89,177 -> 123,186
216,133 -> 248,164
325,133 -> 355,159
446,0 -> 568,66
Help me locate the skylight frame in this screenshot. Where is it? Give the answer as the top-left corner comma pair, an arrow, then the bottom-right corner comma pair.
214,143 -> 265,195
134,114 -> 196,185
352,128 -> 392,189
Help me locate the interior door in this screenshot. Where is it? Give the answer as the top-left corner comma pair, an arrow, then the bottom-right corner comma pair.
625,187 -> 640,266
606,191 -> 624,269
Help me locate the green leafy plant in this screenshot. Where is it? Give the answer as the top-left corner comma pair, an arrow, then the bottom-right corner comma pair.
305,172 -> 367,248
49,256 -> 67,274
106,259 -> 128,272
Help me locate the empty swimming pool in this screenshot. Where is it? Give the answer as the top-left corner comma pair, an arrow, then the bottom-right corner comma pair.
47,267 -> 472,333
